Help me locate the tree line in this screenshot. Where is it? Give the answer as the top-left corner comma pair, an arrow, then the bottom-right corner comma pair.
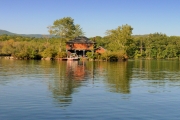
91,32 -> 180,60
1,17 -> 180,60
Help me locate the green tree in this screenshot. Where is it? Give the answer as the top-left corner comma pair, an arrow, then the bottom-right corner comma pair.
106,24 -> 133,53
73,24 -> 85,37
48,17 -> 75,52
143,33 -> 168,59
48,17 -> 84,53
48,17 -> 75,39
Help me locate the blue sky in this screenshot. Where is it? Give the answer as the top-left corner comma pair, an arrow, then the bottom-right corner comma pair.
0,0 -> 180,37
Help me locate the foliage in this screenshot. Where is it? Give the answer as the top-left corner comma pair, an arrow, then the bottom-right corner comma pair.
41,47 -> 57,58
48,17 -> 84,39
56,51 -> 67,58
106,24 -> 133,52
2,20 -> 180,60
48,17 -> 76,40
93,31 -> 180,60
48,17 -> 84,52
86,52 -> 94,59
2,31 -> 180,60
73,24 -> 85,37
0,35 -> 60,59
98,51 -> 127,61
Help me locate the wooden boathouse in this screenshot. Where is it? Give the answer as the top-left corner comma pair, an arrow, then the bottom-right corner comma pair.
66,36 -> 95,57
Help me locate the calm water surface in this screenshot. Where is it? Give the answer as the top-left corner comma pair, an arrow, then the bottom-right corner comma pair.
0,59 -> 180,120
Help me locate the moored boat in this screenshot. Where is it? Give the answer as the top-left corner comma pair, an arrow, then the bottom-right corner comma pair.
62,53 -> 79,61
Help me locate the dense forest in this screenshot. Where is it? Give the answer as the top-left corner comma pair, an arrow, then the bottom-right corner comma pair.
1,17 -> 180,60
91,32 -> 180,60
1,32 -> 180,60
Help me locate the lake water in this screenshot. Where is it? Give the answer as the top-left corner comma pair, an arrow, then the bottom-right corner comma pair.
0,59 -> 180,120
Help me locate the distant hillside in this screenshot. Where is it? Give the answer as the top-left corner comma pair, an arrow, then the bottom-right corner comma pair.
19,34 -> 48,38
132,34 -> 149,37
1,29 -> 153,38
0,29 -> 53,38
0,30 -> 16,35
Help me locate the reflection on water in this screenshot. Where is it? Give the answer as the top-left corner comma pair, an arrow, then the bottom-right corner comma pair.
103,62 -> 132,94
1,59 -> 180,105
48,61 -> 89,107
93,62 -> 132,94
1,59 -> 180,119
132,60 -> 180,93
133,60 -> 180,81
49,61 -> 134,107
48,60 -> 180,107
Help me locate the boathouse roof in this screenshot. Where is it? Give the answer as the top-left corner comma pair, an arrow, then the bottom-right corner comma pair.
66,36 -> 95,44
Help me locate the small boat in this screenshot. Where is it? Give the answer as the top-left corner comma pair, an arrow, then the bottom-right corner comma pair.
62,53 -> 79,61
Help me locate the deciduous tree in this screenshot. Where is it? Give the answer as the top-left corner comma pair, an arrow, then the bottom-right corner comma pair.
106,24 -> 133,53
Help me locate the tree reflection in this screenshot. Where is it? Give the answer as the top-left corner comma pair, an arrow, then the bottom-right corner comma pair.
132,60 -> 180,93
134,60 -> 180,82
96,62 -> 133,94
49,61 -> 88,107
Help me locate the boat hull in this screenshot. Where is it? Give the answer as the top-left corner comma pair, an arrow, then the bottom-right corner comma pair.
62,58 -> 79,61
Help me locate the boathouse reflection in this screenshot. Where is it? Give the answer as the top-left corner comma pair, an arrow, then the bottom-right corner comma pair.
49,61 -> 90,107
66,61 -> 85,81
